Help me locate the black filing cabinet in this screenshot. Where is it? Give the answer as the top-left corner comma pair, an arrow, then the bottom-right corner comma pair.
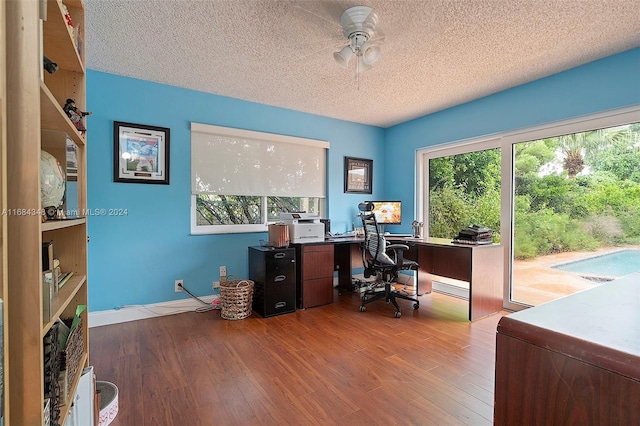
249,246 -> 296,317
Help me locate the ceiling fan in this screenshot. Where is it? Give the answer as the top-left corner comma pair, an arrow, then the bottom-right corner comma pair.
332,5 -> 384,74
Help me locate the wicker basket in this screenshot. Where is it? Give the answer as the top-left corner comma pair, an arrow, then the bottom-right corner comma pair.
219,279 -> 254,320
59,317 -> 85,403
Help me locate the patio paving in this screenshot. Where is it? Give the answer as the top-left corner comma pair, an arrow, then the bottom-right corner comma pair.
512,245 -> 639,306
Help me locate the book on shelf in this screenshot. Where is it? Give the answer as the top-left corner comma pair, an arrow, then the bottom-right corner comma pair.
58,271 -> 74,289
42,240 -> 54,271
42,270 -> 55,322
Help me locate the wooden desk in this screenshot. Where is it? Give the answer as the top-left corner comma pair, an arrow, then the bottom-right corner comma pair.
494,273 -> 640,424
332,236 -> 503,321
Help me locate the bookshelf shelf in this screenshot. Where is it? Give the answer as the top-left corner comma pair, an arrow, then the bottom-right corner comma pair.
40,81 -> 85,146
41,217 -> 86,232
42,274 -> 86,337
42,0 -> 85,74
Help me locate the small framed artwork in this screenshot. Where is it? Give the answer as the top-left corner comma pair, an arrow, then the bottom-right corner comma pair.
114,121 -> 170,184
344,156 -> 373,194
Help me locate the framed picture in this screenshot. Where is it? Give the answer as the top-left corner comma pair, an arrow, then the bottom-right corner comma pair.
114,121 -> 170,184
344,156 -> 373,194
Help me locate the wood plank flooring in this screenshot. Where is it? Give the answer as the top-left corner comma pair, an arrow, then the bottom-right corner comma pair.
89,290 -> 507,425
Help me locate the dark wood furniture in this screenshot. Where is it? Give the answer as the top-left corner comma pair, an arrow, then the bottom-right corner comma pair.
293,243 -> 335,309
248,246 -> 297,317
494,273 -> 640,425
332,237 -> 503,321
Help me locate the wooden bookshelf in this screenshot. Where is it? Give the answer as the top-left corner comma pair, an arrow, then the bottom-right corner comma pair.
5,0 -> 89,424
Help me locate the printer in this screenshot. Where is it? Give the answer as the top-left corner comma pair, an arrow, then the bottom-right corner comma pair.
279,213 -> 325,244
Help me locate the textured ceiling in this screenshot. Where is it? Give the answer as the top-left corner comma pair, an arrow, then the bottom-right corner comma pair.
85,0 -> 640,128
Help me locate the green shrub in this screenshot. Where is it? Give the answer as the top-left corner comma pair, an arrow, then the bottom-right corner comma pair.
429,187 -> 472,238
514,208 -> 598,259
582,215 -> 625,245
618,205 -> 640,241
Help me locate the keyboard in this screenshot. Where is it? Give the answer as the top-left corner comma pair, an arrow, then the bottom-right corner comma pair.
326,232 -> 359,239
384,233 -> 413,238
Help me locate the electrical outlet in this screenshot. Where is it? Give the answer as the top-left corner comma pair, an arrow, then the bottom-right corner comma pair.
213,281 -> 220,289
219,266 -> 227,282
175,279 -> 184,292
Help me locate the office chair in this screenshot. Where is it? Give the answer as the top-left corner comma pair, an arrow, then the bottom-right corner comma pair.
358,207 -> 420,318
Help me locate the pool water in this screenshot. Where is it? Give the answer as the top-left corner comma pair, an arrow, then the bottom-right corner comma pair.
552,249 -> 640,277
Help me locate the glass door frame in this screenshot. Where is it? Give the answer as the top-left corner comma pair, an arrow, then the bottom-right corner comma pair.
417,105 -> 640,312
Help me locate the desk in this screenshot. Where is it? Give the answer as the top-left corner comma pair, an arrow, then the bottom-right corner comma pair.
330,236 -> 504,321
494,273 -> 640,424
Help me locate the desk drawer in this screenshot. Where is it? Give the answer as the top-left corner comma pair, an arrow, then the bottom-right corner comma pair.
301,244 -> 334,280
264,263 -> 295,286
302,277 -> 334,308
253,281 -> 296,318
263,249 -> 295,263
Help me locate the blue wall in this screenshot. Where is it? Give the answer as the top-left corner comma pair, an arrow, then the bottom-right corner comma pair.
86,72 -> 384,311
87,47 -> 639,312
384,48 -> 640,218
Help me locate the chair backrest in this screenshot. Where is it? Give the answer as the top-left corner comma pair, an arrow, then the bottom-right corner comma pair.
361,212 -> 395,268
361,212 -> 381,263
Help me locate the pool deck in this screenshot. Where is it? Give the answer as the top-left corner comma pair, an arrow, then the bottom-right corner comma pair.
512,245 -> 640,306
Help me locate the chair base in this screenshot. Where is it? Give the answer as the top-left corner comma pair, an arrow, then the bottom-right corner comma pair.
359,281 -> 419,318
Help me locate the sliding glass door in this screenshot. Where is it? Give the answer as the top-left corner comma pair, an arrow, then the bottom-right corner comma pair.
418,107 -> 640,311
510,123 -> 640,306
421,139 -> 501,295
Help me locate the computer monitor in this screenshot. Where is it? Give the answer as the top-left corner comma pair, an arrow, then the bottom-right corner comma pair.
367,201 -> 402,225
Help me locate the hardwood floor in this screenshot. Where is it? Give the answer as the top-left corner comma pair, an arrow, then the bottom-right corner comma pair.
89,290 -> 507,425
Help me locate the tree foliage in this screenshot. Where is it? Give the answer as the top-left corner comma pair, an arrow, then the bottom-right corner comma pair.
196,195 -> 313,225
429,123 -> 640,259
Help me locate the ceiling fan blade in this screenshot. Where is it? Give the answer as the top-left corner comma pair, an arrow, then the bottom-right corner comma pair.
369,28 -> 386,45
292,4 -> 342,31
291,36 -> 344,48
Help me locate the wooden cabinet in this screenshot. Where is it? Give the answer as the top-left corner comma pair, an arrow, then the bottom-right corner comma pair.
294,244 -> 334,309
494,274 -> 640,424
5,1 -> 88,424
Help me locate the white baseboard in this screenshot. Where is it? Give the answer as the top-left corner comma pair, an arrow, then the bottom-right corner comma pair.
433,281 -> 470,299
88,295 -> 219,328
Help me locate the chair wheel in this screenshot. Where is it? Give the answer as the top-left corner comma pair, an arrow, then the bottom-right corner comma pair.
413,303 -> 419,310
394,311 -> 401,318
359,306 -> 366,312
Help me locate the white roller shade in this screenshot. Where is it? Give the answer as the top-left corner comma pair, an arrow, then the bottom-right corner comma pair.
191,123 -> 329,197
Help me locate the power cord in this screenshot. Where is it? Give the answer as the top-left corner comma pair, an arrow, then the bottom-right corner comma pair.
178,282 -> 219,313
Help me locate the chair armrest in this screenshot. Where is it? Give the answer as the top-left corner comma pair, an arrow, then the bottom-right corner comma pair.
386,244 -> 409,268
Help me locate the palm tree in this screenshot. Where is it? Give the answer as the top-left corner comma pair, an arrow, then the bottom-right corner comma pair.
557,128 -> 630,178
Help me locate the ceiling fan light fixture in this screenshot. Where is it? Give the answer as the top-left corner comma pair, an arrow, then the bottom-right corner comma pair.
361,42 -> 380,65
333,45 -> 353,68
356,55 -> 373,73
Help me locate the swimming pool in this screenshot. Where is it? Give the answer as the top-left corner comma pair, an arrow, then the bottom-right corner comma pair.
552,249 -> 640,278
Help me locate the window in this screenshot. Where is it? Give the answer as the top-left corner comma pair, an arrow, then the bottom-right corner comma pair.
510,122 -> 640,306
427,146 -> 501,242
418,138 -> 501,297
190,123 -> 329,234
417,106 -> 639,312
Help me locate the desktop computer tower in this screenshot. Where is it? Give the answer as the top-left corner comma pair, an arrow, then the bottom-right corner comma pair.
249,246 -> 296,318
